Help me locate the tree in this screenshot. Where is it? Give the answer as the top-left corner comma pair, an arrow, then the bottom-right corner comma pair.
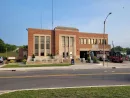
0,39 -> 6,53
5,44 -> 17,52
126,47 -> 130,55
0,38 -> 17,53
111,46 -> 123,52
19,45 -> 28,50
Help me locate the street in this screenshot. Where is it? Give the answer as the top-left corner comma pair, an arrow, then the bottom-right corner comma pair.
0,68 -> 130,91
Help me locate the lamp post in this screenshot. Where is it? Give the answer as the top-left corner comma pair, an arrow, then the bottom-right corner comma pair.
103,12 -> 112,66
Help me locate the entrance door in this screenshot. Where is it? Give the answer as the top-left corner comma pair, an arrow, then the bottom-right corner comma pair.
80,51 -> 88,60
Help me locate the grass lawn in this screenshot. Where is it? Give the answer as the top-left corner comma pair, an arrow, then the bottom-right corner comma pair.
2,63 -> 71,68
0,52 -> 18,57
0,86 -> 130,98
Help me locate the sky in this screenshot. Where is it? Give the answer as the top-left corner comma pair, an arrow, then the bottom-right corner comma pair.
0,0 -> 130,47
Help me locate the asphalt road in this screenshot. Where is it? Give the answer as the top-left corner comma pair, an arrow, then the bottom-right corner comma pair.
0,68 -> 130,91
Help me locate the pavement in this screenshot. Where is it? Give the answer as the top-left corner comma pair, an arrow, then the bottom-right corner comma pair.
0,61 -> 130,95
1,68 -> 130,94
0,61 -> 130,71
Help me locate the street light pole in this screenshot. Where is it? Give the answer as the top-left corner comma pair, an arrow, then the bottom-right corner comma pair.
103,12 -> 112,66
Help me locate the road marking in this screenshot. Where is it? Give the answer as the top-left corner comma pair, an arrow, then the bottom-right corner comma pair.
112,71 -> 115,72
0,72 -> 130,79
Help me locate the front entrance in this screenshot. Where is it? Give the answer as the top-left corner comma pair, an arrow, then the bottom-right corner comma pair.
80,51 -> 99,60
80,51 -> 89,60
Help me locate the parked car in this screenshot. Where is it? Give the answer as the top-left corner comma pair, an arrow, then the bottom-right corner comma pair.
0,57 -> 3,63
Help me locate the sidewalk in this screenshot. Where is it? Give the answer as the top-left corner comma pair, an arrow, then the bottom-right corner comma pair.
0,61 -> 130,71
0,63 -> 106,71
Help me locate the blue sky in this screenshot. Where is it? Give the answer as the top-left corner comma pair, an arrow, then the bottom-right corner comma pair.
0,0 -> 130,47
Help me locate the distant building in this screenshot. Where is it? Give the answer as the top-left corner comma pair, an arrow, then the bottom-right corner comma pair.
18,48 -> 28,60
27,26 -> 111,61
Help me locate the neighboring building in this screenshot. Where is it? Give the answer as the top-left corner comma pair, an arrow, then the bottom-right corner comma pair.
18,48 -> 28,60
27,26 -> 111,61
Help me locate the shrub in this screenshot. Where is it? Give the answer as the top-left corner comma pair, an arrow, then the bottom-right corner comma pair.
24,55 -> 27,59
93,56 -> 99,63
47,54 -> 51,56
32,54 -> 35,58
50,54 -> 54,59
22,59 -> 27,64
10,60 -> 15,63
87,57 -> 91,63
32,54 -> 35,61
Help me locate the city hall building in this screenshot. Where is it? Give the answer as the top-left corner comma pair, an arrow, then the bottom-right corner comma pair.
27,26 -> 111,61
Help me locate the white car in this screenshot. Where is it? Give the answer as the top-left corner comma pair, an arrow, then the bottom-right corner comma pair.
0,57 -> 3,63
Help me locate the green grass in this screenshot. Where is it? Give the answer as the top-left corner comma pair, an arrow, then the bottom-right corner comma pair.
0,52 -> 18,57
2,63 -> 71,68
0,86 -> 130,98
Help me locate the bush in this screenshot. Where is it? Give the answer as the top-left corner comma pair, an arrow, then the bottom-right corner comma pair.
22,59 -> 27,64
10,60 -> 15,63
47,54 -> 51,56
24,55 -> 27,59
32,54 -> 35,61
93,56 -> 99,63
87,57 -> 91,63
32,54 -> 35,58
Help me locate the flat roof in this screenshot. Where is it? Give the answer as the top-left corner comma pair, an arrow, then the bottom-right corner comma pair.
54,26 -> 79,31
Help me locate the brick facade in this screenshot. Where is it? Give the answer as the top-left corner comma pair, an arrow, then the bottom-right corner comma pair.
27,26 -> 111,59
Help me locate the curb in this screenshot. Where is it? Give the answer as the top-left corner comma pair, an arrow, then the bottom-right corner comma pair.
0,67 -> 109,71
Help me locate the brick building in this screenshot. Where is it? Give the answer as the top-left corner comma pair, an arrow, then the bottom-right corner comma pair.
27,26 -> 111,61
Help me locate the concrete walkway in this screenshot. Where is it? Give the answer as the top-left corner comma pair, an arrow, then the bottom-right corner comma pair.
0,61 -> 130,71
0,63 -> 106,71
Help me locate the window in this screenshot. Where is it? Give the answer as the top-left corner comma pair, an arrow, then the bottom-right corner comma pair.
95,39 -> 97,44
35,36 -> 39,56
102,39 -> 104,44
81,38 -> 83,44
46,36 -> 50,55
40,36 -> 44,56
66,52 -> 69,57
91,39 -> 93,44
62,36 -> 65,46
105,39 -> 107,45
88,39 -> 90,44
84,39 -> 87,44
65,37 -> 69,47
70,37 -> 74,46
99,39 -> 101,44
63,52 -> 65,58
102,39 -> 107,45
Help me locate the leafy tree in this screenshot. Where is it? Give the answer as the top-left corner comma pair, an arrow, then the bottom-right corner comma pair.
111,46 -> 123,52
126,47 -> 130,55
0,39 -> 6,53
19,45 -> 28,50
0,38 -> 17,53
